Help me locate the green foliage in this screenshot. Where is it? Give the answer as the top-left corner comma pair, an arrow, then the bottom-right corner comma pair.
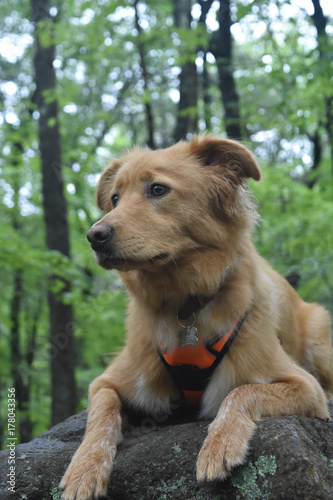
37,19 -> 57,49
251,161 -> 333,311
76,287 -> 127,369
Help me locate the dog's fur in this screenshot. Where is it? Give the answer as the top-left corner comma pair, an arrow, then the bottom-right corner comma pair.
60,136 -> 333,500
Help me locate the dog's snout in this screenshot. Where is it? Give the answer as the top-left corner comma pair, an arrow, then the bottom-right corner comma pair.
87,223 -> 114,250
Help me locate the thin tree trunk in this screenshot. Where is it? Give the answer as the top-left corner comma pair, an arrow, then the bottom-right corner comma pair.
9,269 -> 33,443
134,0 -> 155,149
173,0 -> 198,141
306,131 -> 322,188
198,0 -> 215,131
8,139 -> 33,443
210,0 -> 242,139
311,0 -> 333,182
31,0 -> 76,425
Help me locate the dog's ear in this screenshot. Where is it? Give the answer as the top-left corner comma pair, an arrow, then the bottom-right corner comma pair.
96,159 -> 122,212
189,136 -> 261,220
189,136 -> 261,182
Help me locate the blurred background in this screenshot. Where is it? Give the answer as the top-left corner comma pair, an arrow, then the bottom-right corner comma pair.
0,0 -> 332,445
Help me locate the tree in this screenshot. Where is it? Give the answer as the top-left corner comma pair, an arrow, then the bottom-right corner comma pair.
134,0 -> 156,149
30,0 -> 76,425
198,0 -> 215,131
8,138 -> 35,442
310,0 -> 333,178
173,0 -> 199,141
210,0 -> 242,139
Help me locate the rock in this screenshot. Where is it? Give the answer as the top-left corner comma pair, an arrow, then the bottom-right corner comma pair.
1,402 -> 333,499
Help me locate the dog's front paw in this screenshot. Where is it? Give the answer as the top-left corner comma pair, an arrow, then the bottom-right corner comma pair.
196,415 -> 255,482
196,432 -> 241,482
60,443 -> 116,500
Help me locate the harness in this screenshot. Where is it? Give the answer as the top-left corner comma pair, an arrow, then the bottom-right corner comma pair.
158,313 -> 248,406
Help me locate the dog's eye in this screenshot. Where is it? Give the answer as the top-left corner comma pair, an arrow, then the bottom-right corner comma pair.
150,184 -> 169,197
111,193 -> 119,208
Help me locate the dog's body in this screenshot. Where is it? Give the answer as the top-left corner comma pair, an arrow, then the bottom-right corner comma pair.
61,137 -> 332,500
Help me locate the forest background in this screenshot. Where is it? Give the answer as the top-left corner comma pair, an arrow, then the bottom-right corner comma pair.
0,0 -> 332,446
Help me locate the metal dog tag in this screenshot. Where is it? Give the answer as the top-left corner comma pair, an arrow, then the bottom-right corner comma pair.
179,326 -> 198,348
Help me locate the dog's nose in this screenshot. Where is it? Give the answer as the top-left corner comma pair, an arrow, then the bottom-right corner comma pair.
87,223 -> 114,250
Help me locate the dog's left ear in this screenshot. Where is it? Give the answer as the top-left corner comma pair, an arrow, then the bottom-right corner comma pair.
189,136 -> 261,182
96,159 -> 122,212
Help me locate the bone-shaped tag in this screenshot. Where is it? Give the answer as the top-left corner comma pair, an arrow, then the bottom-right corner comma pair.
179,326 -> 198,348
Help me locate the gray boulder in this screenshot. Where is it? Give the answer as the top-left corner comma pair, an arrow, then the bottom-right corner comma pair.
1,402 -> 333,499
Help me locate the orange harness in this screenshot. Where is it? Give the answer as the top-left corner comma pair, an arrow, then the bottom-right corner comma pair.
158,313 -> 247,406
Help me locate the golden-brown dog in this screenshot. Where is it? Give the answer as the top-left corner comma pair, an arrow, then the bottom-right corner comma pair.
60,136 -> 333,500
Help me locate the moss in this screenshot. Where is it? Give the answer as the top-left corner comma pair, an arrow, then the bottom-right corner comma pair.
146,475 -> 189,499
172,443 -> 182,454
254,456 -> 277,477
50,485 -> 62,500
320,454 -> 333,469
231,455 -> 277,500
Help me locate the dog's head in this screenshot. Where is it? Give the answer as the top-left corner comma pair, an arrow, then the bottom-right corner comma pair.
87,136 -> 261,271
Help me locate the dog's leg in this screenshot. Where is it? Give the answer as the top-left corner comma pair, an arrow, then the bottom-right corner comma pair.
60,384 -> 122,500
196,372 -> 329,482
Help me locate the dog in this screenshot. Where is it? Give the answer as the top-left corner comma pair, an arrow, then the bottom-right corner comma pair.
60,136 -> 332,500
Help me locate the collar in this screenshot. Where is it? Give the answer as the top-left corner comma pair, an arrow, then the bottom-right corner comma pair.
177,283 -> 224,321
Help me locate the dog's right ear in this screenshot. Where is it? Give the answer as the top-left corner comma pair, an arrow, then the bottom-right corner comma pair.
96,159 -> 122,212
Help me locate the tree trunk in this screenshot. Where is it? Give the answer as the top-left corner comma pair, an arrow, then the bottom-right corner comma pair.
210,0 -> 242,139
173,0 -> 198,142
8,139 -> 33,443
311,0 -> 333,180
134,0 -> 156,149
10,269 -> 33,443
198,0 -> 215,131
31,0 -> 76,426
306,131 -> 322,188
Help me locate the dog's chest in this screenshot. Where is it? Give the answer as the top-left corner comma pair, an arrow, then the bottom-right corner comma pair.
130,313 -> 237,419
131,362 -> 232,420
131,374 -> 174,418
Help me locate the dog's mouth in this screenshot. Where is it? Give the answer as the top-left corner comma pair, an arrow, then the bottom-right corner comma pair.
151,252 -> 170,261
94,251 -> 170,270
